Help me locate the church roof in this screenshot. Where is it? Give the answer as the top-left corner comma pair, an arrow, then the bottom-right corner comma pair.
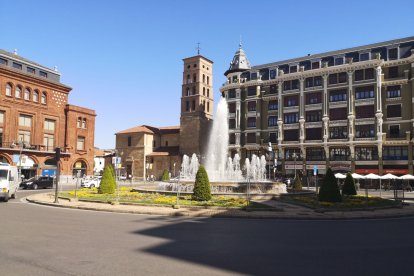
115,125 -> 180,135
224,43 -> 251,76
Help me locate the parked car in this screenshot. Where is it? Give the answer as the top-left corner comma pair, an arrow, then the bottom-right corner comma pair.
81,177 -> 101,188
20,176 -> 54,190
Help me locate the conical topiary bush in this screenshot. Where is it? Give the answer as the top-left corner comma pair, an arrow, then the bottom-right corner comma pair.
318,167 -> 342,202
192,165 -> 211,201
161,169 -> 170,182
342,172 -> 357,196
292,172 -> 303,192
99,165 -> 116,194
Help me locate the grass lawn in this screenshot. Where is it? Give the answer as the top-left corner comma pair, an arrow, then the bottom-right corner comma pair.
59,187 -> 267,209
279,194 -> 400,210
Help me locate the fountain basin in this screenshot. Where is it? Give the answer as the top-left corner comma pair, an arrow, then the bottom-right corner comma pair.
138,181 -> 287,195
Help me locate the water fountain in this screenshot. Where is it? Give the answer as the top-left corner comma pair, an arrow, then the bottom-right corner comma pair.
156,97 -> 286,194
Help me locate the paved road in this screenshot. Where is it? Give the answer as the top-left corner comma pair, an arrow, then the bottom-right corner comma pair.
1,190 -> 414,276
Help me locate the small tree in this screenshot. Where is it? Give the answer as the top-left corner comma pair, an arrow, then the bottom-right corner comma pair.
192,165 -> 211,201
342,172 -> 357,196
292,172 -> 303,192
99,165 -> 116,194
318,167 -> 342,202
161,169 -> 170,182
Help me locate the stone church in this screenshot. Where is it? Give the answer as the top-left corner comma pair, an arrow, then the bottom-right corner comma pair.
115,54 -> 213,180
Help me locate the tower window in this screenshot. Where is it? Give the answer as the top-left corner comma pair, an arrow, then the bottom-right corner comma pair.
165,141 -> 168,147
193,74 -> 196,83
192,101 -> 195,111
203,74 -> 205,83
207,102 -> 210,112
203,87 -> 205,96
207,76 -> 210,85
207,89 -> 210,97
186,101 -> 189,111
128,136 -> 132,147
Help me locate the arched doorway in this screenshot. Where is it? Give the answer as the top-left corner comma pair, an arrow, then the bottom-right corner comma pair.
72,160 -> 87,177
19,155 -> 37,179
42,159 -> 57,177
0,155 -> 10,164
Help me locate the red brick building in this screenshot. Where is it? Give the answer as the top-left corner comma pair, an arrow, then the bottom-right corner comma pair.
0,49 -> 96,178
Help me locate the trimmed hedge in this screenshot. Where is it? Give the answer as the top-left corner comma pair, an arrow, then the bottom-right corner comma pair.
342,172 -> 357,196
318,167 -> 342,202
192,165 -> 211,201
161,169 -> 170,182
99,165 -> 116,194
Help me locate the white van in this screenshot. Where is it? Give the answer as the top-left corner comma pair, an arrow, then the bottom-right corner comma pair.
0,163 -> 19,202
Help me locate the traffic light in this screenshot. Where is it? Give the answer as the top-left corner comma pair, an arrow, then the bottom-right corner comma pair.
55,147 -> 61,162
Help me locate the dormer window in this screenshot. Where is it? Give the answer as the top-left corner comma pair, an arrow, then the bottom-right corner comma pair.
13,62 -> 22,70
40,71 -> 48,78
388,47 -> 399,60
269,69 -> 277,79
334,56 -> 344,65
251,72 -> 257,80
311,61 -> 320,69
359,52 -> 371,61
289,65 -> 298,73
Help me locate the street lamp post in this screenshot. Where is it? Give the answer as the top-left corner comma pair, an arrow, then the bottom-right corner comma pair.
17,140 -> 23,181
292,152 -> 298,179
173,163 -> 176,178
267,142 -> 272,180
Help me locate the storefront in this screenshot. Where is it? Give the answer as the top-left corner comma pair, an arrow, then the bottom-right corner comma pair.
72,160 -> 87,177
18,155 -> 38,179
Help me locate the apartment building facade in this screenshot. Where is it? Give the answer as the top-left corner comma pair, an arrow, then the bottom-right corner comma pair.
220,37 -> 414,176
0,49 -> 96,178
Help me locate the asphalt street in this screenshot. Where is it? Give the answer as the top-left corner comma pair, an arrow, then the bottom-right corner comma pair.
1,189 -> 414,276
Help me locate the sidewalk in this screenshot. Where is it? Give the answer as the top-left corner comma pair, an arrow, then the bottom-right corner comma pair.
26,192 -> 414,220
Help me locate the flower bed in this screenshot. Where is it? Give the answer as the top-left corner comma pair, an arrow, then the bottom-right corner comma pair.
279,194 -> 401,211
59,187 -> 268,209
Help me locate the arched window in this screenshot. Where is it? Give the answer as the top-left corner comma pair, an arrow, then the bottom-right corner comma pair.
207,89 -> 210,97
207,76 -> 210,85
207,101 -> 210,112
5,83 -> 12,96
33,90 -> 39,102
186,74 -> 190,84
203,87 -> 205,96
41,92 -> 47,104
15,86 -> 22,98
193,73 -> 196,83
186,87 -> 190,96
203,100 -> 206,111
82,118 -> 86,129
192,87 -> 196,95
24,88 -> 30,100
77,117 -> 81,128
203,74 -> 205,83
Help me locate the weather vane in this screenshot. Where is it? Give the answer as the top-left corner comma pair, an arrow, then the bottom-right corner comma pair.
196,42 -> 201,55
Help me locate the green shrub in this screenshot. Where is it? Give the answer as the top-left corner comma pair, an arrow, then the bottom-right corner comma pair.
342,172 -> 357,196
318,167 -> 342,202
99,165 -> 116,194
192,165 -> 211,201
161,169 -> 170,182
292,172 -> 303,192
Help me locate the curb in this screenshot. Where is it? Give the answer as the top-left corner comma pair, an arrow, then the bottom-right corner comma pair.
25,195 -> 414,220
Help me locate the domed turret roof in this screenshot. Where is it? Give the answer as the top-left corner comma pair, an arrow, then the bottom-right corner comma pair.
224,43 -> 251,76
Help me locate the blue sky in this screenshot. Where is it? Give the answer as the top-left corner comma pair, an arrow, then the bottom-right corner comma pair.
1,0 -> 413,149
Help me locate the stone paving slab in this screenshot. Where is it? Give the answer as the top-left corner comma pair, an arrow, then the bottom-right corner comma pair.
26,193 -> 414,220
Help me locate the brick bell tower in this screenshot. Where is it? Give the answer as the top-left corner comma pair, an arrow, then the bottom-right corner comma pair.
179,50 -> 214,157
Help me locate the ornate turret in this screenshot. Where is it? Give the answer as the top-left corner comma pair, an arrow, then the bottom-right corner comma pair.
224,42 -> 251,76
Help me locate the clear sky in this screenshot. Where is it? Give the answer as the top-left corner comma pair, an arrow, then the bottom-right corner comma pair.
1,0 -> 413,149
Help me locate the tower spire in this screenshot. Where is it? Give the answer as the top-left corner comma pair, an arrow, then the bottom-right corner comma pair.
239,35 -> 242,49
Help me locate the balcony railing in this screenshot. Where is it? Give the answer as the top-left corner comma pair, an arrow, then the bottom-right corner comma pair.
0,141 -> 56,152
